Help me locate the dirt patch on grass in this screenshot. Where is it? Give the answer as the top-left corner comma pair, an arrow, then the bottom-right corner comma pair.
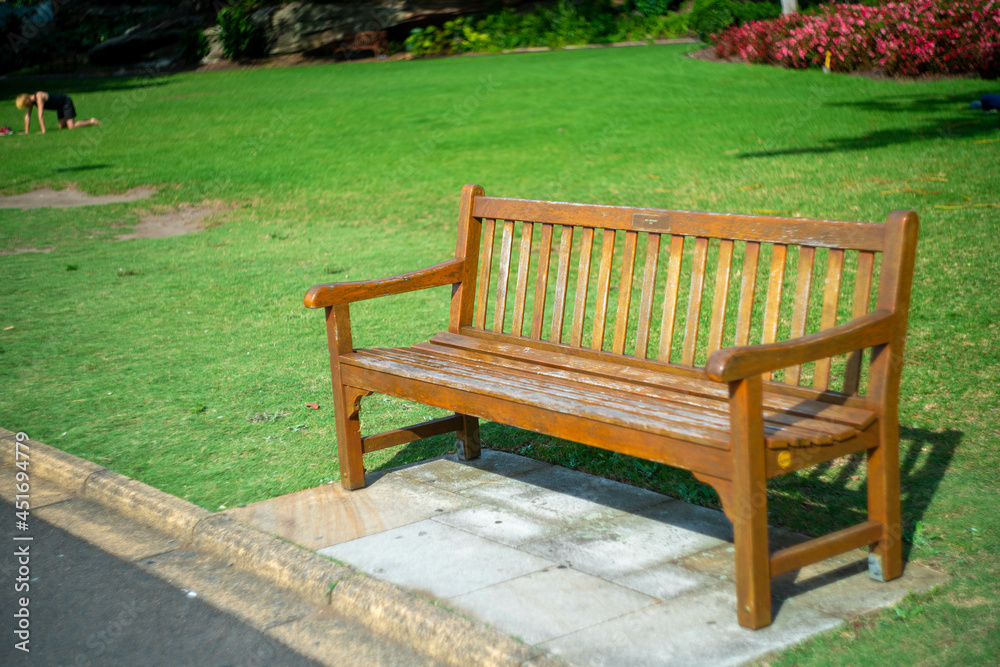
0,247 -> 54,257
116,206 -> 217,240
685,46 -> 747,65
0,185 -> 156,209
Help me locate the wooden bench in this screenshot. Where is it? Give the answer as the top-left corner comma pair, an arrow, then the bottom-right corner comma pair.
304,185 -> 918,629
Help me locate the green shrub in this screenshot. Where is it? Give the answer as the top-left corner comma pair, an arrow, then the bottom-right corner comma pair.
404,18 -> 489,57
217,6 -> 268,60
690,0 -> 780,42
690,0 -> 735,41
179,27 -> 209,66
632,0 -> 676,16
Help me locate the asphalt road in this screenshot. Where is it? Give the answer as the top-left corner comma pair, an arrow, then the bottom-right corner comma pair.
0,499 -> 322,667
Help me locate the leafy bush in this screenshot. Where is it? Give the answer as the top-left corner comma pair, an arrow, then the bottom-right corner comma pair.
179,28 -> 209,66
690,0 -> 736,41
407,0 -> 691,57
404,17 -> 490,57
690,0 -> 780,42
714,0 -> 1000,78
217,6 -> 268,61
633,0 -> 678,16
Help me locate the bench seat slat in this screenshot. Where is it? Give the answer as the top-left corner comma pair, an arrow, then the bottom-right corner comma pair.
409,342 -> 859,446
430,332 -> 876,430
344,349 -> 733,448
348,346 -> 858,449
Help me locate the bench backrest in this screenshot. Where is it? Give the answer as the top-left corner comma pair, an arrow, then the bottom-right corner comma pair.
450,185 -> 918,404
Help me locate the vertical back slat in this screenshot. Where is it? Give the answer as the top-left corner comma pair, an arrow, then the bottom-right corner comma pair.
530,224 -> 554,339
681,237 -> 710,366
842,250 -> 875,394
612,231 -> 639,354
511,222 -> 534,336
591,229 -> 617,350
785,246 -> 816,385
492,220 -> 515,332
760,244 -> 787,380
473,218 -> 496,329
735,241 -> 761,346
550,226 -> 574,343
569,227 -> 595,347
813,248 -> 845,390
634,233 -> 661,359
706,239 -> 734,357
656,235 -> 686,362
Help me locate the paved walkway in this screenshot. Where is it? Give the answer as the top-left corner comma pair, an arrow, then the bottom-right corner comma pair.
228,450 -> 948,666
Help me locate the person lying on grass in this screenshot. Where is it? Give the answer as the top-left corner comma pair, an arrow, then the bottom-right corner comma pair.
15,92 -> 101,134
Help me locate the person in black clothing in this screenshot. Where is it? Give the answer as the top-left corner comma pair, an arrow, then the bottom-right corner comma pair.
15,91 -> 101,134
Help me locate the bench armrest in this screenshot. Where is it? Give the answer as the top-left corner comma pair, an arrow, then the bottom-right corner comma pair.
304,258 -> 464,309
705,309 -> 896,383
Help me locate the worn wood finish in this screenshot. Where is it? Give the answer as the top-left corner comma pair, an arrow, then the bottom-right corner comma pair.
681,237 -> 710,366
493,220 -> 515,333
473,218 -> 496,329
729,375 -> 771,629
657,235 -> 686,362
512,222 -> 534,336
530,224 -> 554,339
362,415 -> 465,453
592,229 -> 617,350
472,197 -> 886,251
612,231 -> 639,355
305,186 -> 918,631
550,225 -> 574,343
865,211 -> 918,584
842,250 -> 875,394
770,520 -> 883,577
813,248 -> 845,390
707,239 -> 734,357
325,304 -> 366,490
570,227 -> 596,347
634,233 -> 661,359
306,259 -> 464,309
450,184 -> 485,332
735,241 -> 761,347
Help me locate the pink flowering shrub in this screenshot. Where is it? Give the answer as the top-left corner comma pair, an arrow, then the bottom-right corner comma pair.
714,0 -> 1000,77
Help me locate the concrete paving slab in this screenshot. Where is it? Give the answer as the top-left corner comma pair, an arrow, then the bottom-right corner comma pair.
521,501 -> 732,580
227,451 -> 950,666
541,586 -> 843,667
396,450 -> 553,492
449,566 -> 656,645
226,473 -> 479,549
34,497 -> 183,561
678,540 -> 948,619
139,549 -> 319,630
511,464 -> 668,513
318,519 -> 555,599
458,472 -> 650,526
433,503 -> 568,547
611,561 -> 721,602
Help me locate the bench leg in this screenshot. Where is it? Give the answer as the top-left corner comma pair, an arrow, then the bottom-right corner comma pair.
867,432 -> 903,582
729,376 -> 772,629
456,415 -> 481,460
335,387 -> 368,490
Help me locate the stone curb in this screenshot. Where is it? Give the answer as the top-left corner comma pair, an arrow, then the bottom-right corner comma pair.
0,429 -> 560,667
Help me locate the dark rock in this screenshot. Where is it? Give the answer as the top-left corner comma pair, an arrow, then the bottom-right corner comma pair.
89,14 -> 210,66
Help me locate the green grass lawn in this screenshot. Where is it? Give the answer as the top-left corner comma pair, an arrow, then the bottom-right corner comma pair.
1,45 -> 998,662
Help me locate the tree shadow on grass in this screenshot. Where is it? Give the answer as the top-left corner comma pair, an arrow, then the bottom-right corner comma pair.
739,90 -> 998,158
